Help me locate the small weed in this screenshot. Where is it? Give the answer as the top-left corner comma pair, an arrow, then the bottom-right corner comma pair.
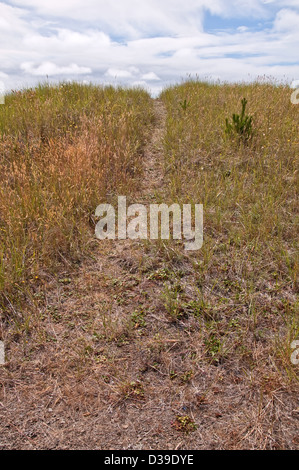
179,370 -> 194,384
58,278 -> 72,285
179,99 -> 190,111
162,283 -> 185,321
84,345 -> 94,356
170,370 -> 178,381
130,309 -> 147,329
196,394 -> 209,406
190,351 -> 197,360
116,333 -> 131,347
172,415 -> 198,434
122,381 -> 145,401
101,375 -> 111,384
47,305 -> 62,323
182,299 -> 205,318
205,334 -> 221,358
147,267 -> 172,281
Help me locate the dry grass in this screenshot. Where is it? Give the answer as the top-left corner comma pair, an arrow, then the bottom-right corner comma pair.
0,81 -> 298,450
0,82 -> 153,300
159,81 -> 298,381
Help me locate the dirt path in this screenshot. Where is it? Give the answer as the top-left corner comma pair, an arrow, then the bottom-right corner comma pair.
141,99 -> 166,197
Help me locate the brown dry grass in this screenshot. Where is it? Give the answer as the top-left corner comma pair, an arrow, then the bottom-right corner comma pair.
0,82 -> 298,450
0,83 -> 153,298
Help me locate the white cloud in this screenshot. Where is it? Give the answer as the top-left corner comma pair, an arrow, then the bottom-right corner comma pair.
6,0 -> 279,37
0,71 -> 9,79
273,8 -> 299,31
262,0 -> 299,7
23,29 -> 111,50
105,68 -> 136,79
0,1 -> 298,94
141,72 -> 161,81
0,2 -> 28,33
7,0 -> 208,37
237,26 -> 249,32
20,61 -> 92,76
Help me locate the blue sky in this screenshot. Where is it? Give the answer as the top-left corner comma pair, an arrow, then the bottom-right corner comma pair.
0,0 -> 299,95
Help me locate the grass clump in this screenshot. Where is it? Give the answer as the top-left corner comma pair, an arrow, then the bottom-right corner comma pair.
122,381 -> 145,401
172,415 -> 198,434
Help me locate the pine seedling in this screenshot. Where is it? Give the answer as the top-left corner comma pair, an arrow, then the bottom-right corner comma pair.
225,98 -> 253,144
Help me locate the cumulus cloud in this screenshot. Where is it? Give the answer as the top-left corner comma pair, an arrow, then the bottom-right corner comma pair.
23,29 -> 111,50
20,61 -> 92,76
0,1 -> 298,94
141,72 -> 161,81
5,0 -> 282,37
273,8 -> 299,31
105,68 -> 135,79
7,0 -> 208,38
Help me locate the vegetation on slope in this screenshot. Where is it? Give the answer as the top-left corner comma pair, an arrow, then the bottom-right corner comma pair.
160,81 -> 298,379
0,83 -> 154,300
0,81 -> 298,449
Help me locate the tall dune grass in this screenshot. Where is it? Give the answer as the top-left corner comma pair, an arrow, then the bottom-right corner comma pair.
161,81 -> 298,376
0,82 -> 153,300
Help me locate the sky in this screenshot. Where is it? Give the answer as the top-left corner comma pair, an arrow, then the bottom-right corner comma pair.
1,0 -> 299,96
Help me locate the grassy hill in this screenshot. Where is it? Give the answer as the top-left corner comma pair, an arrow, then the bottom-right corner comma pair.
0,81 -> 298,449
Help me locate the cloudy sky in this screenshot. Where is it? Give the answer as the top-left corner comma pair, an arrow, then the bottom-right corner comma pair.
1,0 -> 299,95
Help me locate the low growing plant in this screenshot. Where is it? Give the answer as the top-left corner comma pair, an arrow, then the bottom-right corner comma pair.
225,97 -> 253,144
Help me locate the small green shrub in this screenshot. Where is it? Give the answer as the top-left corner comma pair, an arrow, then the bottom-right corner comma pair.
225,97 -> 253,144
179,99 -> 190,111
